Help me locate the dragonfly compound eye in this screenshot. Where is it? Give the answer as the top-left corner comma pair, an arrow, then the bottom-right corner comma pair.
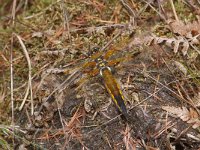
88,46 -> 100,57
93,47 -> 100,52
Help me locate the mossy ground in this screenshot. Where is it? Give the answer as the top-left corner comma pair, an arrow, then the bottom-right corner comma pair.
0,1 -> 200,149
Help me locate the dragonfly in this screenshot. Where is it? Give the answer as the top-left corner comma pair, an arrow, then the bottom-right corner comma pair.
47,31 -> 140,118
82,46 -> 129,117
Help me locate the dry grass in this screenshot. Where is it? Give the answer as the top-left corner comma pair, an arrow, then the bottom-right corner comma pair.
0,0 -> 200,149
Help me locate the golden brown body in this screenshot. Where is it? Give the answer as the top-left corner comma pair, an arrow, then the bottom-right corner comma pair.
100,67 -> 128,116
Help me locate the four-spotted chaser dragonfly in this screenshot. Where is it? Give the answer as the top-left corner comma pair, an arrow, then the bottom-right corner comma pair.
47,31 -> 140,119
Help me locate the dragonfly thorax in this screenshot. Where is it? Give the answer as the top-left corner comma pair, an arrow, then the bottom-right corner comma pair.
99,66 -> 112,76
95,57 -> 111,76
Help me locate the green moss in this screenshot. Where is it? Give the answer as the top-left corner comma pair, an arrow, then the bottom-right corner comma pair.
40,0 -> 54,6
174,1 -> 196,22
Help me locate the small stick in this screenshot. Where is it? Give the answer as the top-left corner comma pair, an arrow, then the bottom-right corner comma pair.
120,0 -> 135,17
61,0 -> 71,42
169,0 -> 179,21
100,29 -> 122,52
11,0 -> 17,145
120,0 -> 136,26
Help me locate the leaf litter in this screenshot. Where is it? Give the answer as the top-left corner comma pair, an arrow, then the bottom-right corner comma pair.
0,0 -> 200,149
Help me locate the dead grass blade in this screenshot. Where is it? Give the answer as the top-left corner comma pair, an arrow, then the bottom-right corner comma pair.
15,34 -> 34,115
169,0 -> 179,21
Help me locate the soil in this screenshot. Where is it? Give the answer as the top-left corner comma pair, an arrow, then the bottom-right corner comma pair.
0,0 -> 200,150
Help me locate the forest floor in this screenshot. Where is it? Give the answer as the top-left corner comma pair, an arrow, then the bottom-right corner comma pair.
0,0 -> 200,149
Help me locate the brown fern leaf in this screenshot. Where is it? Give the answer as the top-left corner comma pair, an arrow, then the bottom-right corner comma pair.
140,19 -> 200,56
162,106 -> 200,129
145,35 -> 190,55
131,33 -> 200,56
169,19 -> 200,36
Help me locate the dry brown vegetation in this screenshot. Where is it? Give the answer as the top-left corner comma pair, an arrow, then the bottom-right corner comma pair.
0,0 -> 200,149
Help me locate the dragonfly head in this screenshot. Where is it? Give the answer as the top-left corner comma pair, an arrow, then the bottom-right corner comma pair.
88,46 -> 100,58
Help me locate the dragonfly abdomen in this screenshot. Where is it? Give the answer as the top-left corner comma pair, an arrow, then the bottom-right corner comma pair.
100,67 -> 128,116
